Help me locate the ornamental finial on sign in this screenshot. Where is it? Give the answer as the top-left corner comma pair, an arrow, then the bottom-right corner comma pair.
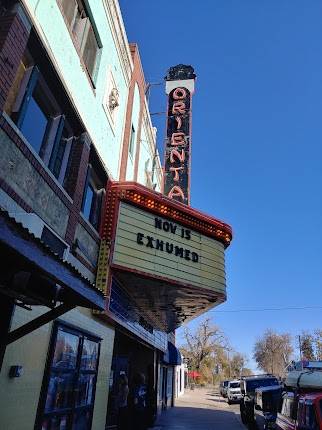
165,64 -> 196,81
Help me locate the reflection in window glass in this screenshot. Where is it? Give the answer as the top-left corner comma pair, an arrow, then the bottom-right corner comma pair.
53,330 -> 79,369
72,409 -> 91,430
81,339 -> 98,370
82,184 -> 94,221
41,414 -> 69,430
40,325 -> 100,430
306,402 -> 318,429
45,373 -> 74,412
20,94 -> 48,153
76,374 -> 95,407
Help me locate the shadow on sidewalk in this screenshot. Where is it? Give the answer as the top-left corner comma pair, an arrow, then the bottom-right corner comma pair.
205,391 -> 227,403
153,406 -> 244,429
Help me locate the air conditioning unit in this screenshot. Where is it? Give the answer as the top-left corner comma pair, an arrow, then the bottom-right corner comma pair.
9,212 -> 70,260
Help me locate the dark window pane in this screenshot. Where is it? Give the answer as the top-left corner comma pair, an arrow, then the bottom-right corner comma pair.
76,373 -> 96,407
20,95 -> 48,153
42,414 -> 69,430
53,329 -> 79,369
82,184 -> 94,221
81,339 -> 99,370
129,125 -> 135,157
72,409 -> 91,430
83,24 -> 99,77
45,373 -> 74,412
51,138 -> 66,179
41,226 -> 67,258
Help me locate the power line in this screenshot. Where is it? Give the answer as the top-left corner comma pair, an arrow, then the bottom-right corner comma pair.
210,306 -> 322,313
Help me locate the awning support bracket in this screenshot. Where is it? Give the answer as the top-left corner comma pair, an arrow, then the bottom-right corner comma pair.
6,303 -> 75,345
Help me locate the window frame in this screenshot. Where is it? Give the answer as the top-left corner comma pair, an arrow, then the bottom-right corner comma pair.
81,164 -> 105,231
36,321 -> 101,430
57,0 -> 103,87
9,54 -> 75,186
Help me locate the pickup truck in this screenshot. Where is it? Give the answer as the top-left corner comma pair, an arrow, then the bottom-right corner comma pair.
240,374 -> 280,426
276,390 -> 322,430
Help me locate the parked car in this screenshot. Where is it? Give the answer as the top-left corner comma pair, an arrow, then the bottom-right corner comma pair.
227,379 -> 242,404
220,380 -> 229,398
276,390 -> 322,430
240,374 -> 280,425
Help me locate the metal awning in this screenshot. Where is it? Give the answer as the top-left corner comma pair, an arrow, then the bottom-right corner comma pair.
0,209 -> 105,311
0,209 -> 106,371
163,342 -> 182,366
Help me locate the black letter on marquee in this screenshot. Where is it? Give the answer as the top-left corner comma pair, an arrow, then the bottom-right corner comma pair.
156,239 -> 164,251
155,218 -> 162,229
185,230 -> 191,240
146,236 -> 154,248
163,222 -> 170,232
191,252 -> 199,262
166,242 -> 173,254
170,224 -> 177,234
184,249 -> 191,261
175,246 -> 184,258
137,233 -> 144,245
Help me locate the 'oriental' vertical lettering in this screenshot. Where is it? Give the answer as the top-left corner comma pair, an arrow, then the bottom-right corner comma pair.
163,65 -> 196,205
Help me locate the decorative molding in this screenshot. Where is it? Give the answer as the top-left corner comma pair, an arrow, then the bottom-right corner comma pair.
103,0 -> 132,84
165,64 -> 196,81
101,181 -> 233,248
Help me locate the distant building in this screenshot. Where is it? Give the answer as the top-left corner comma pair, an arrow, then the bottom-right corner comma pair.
0,1 -> 232,429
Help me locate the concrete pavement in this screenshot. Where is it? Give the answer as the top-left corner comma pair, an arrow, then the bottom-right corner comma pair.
153,387 -> 245,430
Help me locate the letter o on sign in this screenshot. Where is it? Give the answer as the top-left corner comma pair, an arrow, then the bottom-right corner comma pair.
173,87 -> 187,100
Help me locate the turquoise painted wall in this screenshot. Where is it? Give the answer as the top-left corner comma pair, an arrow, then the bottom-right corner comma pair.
23,0 -> 131,180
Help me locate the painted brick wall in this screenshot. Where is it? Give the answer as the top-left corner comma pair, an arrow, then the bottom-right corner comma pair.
0,8 -> 30,112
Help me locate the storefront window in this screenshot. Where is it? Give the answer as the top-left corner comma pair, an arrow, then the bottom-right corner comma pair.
37,324 -> 100,430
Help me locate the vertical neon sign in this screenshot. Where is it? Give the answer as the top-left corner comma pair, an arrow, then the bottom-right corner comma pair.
164,65 -> 196,205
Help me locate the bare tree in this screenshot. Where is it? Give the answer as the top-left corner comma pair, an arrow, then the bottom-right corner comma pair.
300,332 -> 315,360
314,330 -> 322,360
253,329 -> 293,377
181,318 -> 227,373
230,352 -> 248,378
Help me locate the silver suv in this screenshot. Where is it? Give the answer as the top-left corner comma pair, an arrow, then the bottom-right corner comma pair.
227,380 -> 242,404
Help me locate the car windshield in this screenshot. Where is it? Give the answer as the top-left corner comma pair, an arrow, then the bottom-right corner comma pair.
224,381 -> 228,387
229,382 -> 240,389
246,378 -> 279,391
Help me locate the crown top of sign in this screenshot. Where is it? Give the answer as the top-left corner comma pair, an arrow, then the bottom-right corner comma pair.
165,64 -> 196,81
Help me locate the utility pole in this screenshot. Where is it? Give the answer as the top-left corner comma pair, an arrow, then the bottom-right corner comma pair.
299,335 -> 302,364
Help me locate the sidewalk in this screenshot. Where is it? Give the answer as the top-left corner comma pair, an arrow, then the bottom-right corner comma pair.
153,388 -> 244,430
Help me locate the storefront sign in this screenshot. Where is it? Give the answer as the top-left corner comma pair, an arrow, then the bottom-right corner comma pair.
112,202 -> 226,293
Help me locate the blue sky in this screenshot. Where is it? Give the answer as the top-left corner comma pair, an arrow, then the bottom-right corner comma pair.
119,0 -> 322,370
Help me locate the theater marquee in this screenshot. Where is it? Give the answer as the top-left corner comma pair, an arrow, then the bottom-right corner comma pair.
112,202 -> 226,294
96,182 -> 232,330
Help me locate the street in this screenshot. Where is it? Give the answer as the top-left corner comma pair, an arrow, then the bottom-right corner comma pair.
154,388 -> 266,430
